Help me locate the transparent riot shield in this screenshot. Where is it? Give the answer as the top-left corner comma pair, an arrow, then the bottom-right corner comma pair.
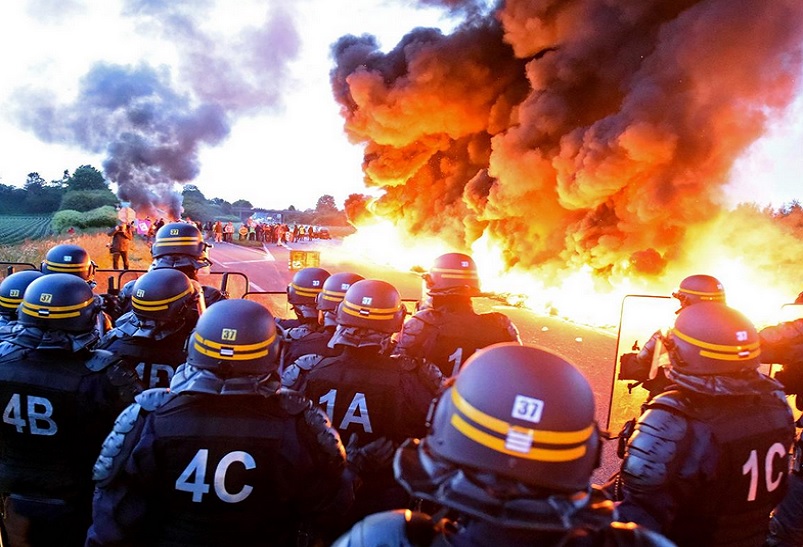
243,291 -> 294,321
606,295 -> 676,435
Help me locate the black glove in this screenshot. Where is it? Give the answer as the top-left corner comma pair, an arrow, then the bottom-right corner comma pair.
345,433 -> 395,475
618,352 -> 649,381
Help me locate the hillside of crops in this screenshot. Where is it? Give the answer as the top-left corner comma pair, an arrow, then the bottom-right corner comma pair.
0,216 -> 54,245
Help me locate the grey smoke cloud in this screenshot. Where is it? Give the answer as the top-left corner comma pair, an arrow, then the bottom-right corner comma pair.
11,0 -> 301,216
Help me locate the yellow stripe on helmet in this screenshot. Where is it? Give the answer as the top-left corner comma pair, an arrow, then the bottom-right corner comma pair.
450,413 -> 588,462
0,296 -> 22,309
340,300 -> 401,321
133,287 -> 193,312
191,332 -> 275,361
290,283 -> 323,298
670,327 -> 760,361
43,260 -> 88,273
451,388 -> 594,445
677,287 -> 725,299
22,296 -> 95,314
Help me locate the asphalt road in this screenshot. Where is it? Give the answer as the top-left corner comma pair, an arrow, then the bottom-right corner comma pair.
207,237 -> 625,482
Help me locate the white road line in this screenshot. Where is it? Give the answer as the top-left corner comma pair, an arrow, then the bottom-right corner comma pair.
250,282 -> 265,292
219,259 -> 275,265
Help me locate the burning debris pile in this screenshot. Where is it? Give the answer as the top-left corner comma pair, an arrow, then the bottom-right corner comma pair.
331,0 -> 803,318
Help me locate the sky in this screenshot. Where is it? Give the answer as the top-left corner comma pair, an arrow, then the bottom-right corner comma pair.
0,0 -> 463,211
0,0 -> 800,215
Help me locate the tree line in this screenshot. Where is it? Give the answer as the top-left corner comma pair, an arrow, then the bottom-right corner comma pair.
0,165 -> 350,226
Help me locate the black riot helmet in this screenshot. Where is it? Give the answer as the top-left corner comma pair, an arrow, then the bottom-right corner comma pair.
329,279 -> 406,348
131,268 -> 205,323
316,271 -> 365,327
287,267 -> 330,320
667,301 -> 760,376
186,299 -> 278,377
395,343 -> 601,529
0,270 -> 43,320
41,244 -> 97,285
151,222 -> 212,271
18,273 -> 100,333
424,252 -> 481,297
672,274 -> 725,310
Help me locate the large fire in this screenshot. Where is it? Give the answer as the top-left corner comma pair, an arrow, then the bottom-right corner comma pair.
342,212 -> 803,330
332,1 -> 803,331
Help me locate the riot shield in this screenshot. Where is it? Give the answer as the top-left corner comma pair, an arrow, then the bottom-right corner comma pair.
243,291 -> 295,320
607,294 -> 676,435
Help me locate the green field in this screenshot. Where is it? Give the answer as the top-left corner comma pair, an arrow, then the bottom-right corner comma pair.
0,215 -> 54,245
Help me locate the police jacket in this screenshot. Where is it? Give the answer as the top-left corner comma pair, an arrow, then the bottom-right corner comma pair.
86,365 -> 349,547
301,346 -> 442,445
0,328 -> 140,504
95,313 -> 195,389
334,493 -> 676,547
617,369 -> 794,547
280,324 -> 340,372
394,297 -> 520,377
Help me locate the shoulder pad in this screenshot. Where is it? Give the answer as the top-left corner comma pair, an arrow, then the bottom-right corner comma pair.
85,349 -> 121,372
622,407 -> 689,488
276,388 -> 312,415
334,510 -> 434,547
646,389 -> 692,415
286,324 -> 315,341
92,402 -> 145,483
135,387 -> 172,411
281,354 -> 325,389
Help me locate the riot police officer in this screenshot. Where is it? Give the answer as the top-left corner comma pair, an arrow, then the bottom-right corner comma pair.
277,266 -> 331,370
334,343 -> 675,547
93,268 -> 205,389
757,298 -> 803,547
39,243 -> 121,328
0,270 -> 42,330
86,299 -> 351,546
299,279 -> 442,530
394,252 -> 520,378
282,271 -> 364,388
123,221 -> 226,310
619,273 -> 727,399
0,274 -> 141,546
612,302 -> 794,546
40,243 -> 97,285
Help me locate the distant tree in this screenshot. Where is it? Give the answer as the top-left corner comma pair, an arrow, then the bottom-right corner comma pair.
315,194 -> 338,215
66,165 -> 108,191
23,173 -> 62,213
183,185 -> 207,202
0,184 -> 27,214
60,189 -> 118,212
288,205 -> 296,212
210,197 -> 232,215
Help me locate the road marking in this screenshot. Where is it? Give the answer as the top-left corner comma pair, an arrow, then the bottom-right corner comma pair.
219,259 -> 275,265
250,282 -> 265,291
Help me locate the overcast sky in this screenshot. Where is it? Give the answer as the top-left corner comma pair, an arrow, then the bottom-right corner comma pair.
0,0 -> 800,212
0,0 -> 462,211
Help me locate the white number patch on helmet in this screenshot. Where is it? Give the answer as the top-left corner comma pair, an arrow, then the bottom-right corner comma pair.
512,395 -> 544,423
736,330 -> 749,342
361,297 -> 373,305
221,328 -> 237,341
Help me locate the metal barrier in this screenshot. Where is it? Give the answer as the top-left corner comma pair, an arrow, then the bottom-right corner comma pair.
1,262 -> 38,278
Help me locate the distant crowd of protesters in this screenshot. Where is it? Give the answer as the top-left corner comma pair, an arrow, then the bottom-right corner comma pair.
203,219 -> 325,245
